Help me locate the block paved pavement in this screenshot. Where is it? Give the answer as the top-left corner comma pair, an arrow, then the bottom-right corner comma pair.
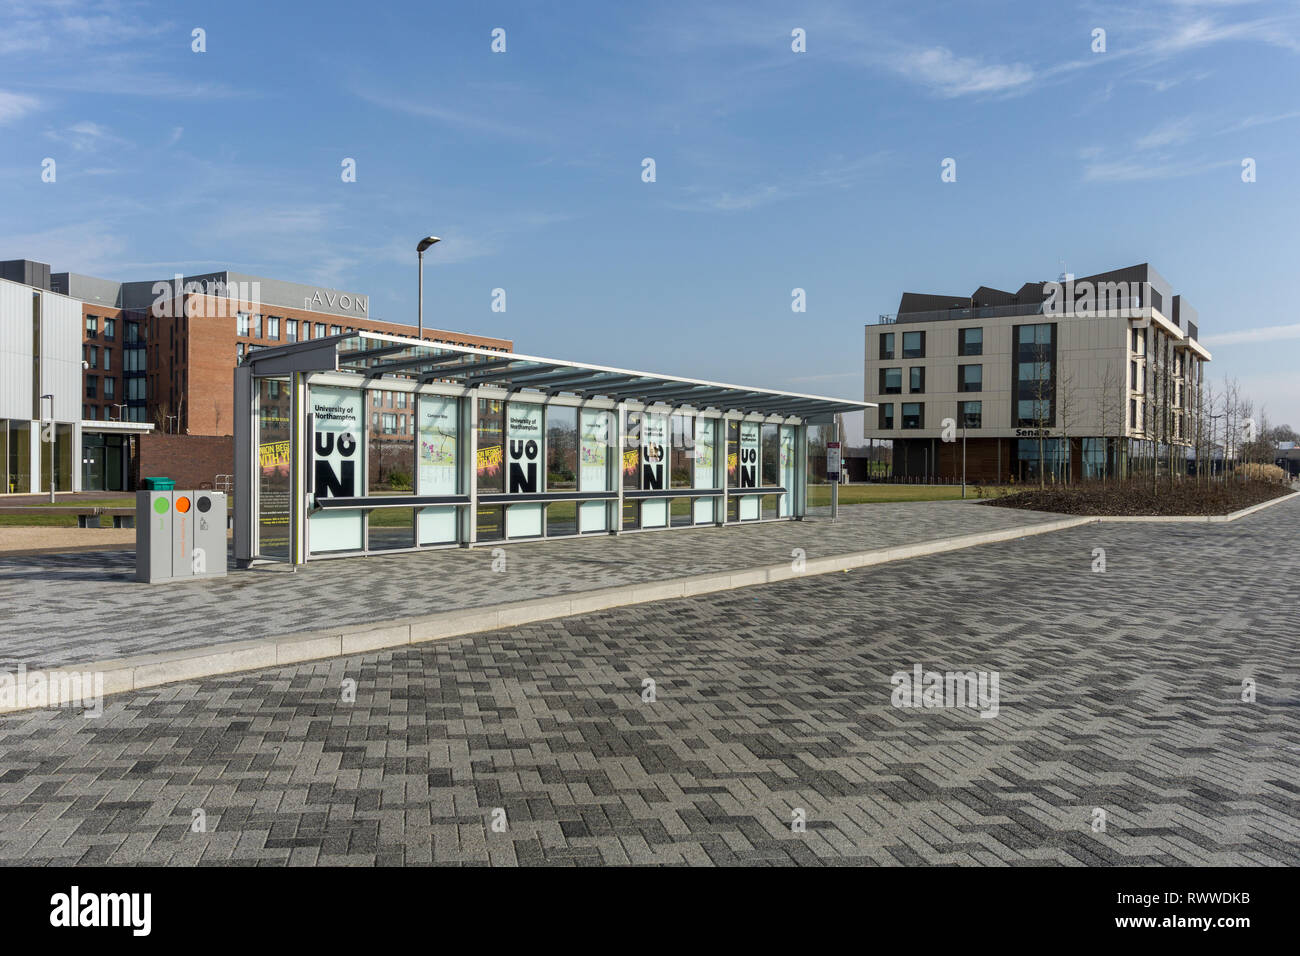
0,498 -> 1296,865
0,499 -> 1064,669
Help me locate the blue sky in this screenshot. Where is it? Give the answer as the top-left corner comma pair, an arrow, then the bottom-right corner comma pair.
2,0 -> 1298,430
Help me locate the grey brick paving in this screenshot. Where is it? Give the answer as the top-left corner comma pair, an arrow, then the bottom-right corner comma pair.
0,498 -> 1296,865
0,499 -> 1063,669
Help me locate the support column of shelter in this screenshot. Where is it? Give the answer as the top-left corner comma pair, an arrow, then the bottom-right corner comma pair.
290,371 -> 308,566
614,402 -> 626,534
465,389 -> 479,546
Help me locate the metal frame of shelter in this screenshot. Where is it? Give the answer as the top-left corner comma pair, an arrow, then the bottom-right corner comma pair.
234,331 -> 872,566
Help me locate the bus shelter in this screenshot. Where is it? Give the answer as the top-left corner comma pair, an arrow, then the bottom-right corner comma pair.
233,332 -> 871,565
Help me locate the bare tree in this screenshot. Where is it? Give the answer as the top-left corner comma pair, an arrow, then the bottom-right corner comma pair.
1197,378 -> 1216,485
1096,369 -> 1125,487
1056,361 -> 1081,484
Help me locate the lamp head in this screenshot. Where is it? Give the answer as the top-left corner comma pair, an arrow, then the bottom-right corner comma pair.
417,236 -> 441,253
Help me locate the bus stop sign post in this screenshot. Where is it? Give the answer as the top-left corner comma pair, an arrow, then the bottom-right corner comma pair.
827,440 -> 842,522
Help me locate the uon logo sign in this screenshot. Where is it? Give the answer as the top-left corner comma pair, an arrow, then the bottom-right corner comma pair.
738,423 -> 759,488
312,387 -> 361,498
507,406 -> 543,493
641,415 -> 666,490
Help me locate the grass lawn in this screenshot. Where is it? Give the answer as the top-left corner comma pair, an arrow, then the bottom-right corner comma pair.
805,484 -> 981,506
0,496 -> 232,528
0,499 -> 132,528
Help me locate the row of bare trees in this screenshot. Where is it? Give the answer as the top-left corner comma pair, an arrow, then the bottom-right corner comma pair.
1024,327 -> 1284,490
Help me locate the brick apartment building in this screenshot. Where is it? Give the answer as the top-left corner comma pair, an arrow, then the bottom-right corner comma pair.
51,266 -> 512,434
1,259 -> 510,490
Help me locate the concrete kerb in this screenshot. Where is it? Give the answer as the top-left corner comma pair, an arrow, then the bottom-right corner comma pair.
0,499 -> 1288,715
1094,489 -> 1298,524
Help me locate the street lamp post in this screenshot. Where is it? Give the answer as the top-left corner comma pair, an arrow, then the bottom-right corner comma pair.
416,236 -> 442,341
166,414 -> 177,434
41,394 -> 55,503
113,403 -> 127,421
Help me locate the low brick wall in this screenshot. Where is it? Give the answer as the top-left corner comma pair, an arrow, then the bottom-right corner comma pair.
136,434 -> 234,491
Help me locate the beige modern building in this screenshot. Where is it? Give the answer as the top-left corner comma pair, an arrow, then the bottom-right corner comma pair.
863,263 -> 1212,482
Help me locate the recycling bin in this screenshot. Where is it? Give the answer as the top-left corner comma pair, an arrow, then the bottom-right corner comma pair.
135,489 -> 228,582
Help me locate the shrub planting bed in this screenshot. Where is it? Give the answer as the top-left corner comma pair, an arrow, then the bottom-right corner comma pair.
982,479 -> 1294,517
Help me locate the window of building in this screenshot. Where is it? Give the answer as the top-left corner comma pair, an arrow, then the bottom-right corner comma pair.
103,318 -> 115,340
315,323 -> 326,339
902,330 -> 925,358
86,376 -> 97,398
959,364 -> 982,392
300,322 -> 310,341
395,392 -> 406,409
125,321 -> 140,344
267,315 -> 280,339
85,315 -> 98,338
1016,437 -> 1067,482
1129,398 -> 1137,429
330,325 -> 342,335
285,319 -> 297,342
102,348 -> 111,371
901,402 -> 923,429
959,400 -> 981,428
85,345 -> 98,368
959,328 -> 982,356
878,404 -> 894,430
879,332 -> 895,360
382,413 -> 397,435
237,312 -> 251,336
1018,399 -> 1050,425
372,412 -> 379,428
880,367 -> 902,394
909,366 -> 925,393
237,342 -> 246,363
103,377 -> 115,399
127,377 -> 145,400
1014,323 -> 1056,427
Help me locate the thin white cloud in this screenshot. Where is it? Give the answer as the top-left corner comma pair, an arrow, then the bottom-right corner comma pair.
44,120 -> 129,152
0,89 -> 39,124
1082,158 -> 1235,181
0,220 -> 129,275
1217,109 -> 1300,134
888,46 -> 1034,97
1137,117 -> 1198,149
352,88 -> 537,140
1151,14 -> 1300,55
0,1 -> 172,55
672,153 -> 891,213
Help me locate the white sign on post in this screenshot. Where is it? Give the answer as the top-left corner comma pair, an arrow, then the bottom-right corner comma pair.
827,441 -> 842,481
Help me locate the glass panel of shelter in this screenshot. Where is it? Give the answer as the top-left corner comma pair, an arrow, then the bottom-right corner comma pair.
294,377 -> 808,557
